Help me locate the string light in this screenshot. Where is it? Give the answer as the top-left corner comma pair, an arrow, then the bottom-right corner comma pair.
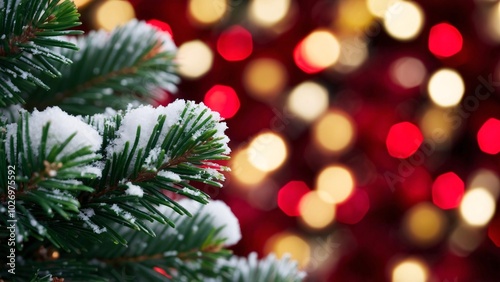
316,165 -> 355,204
249,0 -> 291,27
73,0 -> 91,8
243,58 -> 287,101
188,0 -> 227,26
247,132 -> 288,172
427,69 -> 465,108
299,191 -> 336,230
287,81 -> 329,123
313,110 -> 356,154
383,1 -> 424,41
177,40 -> 213,79
94,0 -> 136,31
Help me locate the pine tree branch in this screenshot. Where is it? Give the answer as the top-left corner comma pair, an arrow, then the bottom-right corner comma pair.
24,20 -> 178,115
0,0 -> 82,106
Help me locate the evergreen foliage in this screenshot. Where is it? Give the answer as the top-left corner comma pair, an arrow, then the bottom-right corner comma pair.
0,0 -> 305,281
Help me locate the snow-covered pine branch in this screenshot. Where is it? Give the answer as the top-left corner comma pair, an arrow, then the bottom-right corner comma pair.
0,100 -> 231,252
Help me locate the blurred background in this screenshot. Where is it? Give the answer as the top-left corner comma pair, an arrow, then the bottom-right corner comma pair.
73,0 -> 500,281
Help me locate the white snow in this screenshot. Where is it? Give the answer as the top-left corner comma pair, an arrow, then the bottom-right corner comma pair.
178,199 -> 241,246
158,170 -> 181,182
78,211 -> 106,234
125,182 -> 144,197
80,164 -> 103,178
5,107 -> 102,163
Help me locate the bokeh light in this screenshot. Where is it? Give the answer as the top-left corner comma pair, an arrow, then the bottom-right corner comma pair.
277,181 -> 310,217
294,30 -> 341,73
94,0 -> 136,31
231,148 -> 267,186
403,202 -> 446,247
335,189 -> 370,224
460,188 -> 496,227
432,172 -> 465,210
391,258 -> 429,282
449,224 -> 483,255
248,132 -> 288,172
419,105 -> 454,148
428,23 -> 463,58
316,165 -> 355,204
74,0 -> 91,8
177,40 -> 214,79
477,118 -> 500,155
243,58 -> 287,101
313,110 -> 356,154
336,0 -> 373,31
468,169 -> 500,199
383,1 -> 424,41
265,232 -> 310,268
249,0 -> 291,27
427,69 -> 465,107
287,81 -> 329,123
217,26 -> 253,61
386,122 -> 423,159
188,0 -> 227,26
335,37 -> 369,73
367,0 -> 398,18
204,85 -> 240,119
299,191 -> 336,229
390,57 -> 427,89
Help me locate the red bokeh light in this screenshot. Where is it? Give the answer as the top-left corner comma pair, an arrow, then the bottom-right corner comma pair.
153,266 -> 172,278
204,85 -> 240,119
432,172 -> 464,210
477,118 -> 500,155
293,41 -> 324,74
147,19 -> 173,37
217,25 -> 253,61
386,122 -> 423,158
488,217 -> 500,247
277,181 -> 310,217
336,189 -> 370,224
428,23 -> 463,58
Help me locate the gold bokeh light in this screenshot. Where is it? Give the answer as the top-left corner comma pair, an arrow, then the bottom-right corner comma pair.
264,232 -> 310,268
247,132 -> 288,172
313,110 -> 356,154
391,258 -> 429,282
287,81 -> 329,123
188,0 -> 227,26
299,191 -> 336,230
427,69 -> 465,108
316,165 -> 355,204
249,0 -> 291,27
243,58 -> 287,101
94,0 -> 136,31
403,202 -> 446,247
177,40 -> 214,79
383,1 -> 424,41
